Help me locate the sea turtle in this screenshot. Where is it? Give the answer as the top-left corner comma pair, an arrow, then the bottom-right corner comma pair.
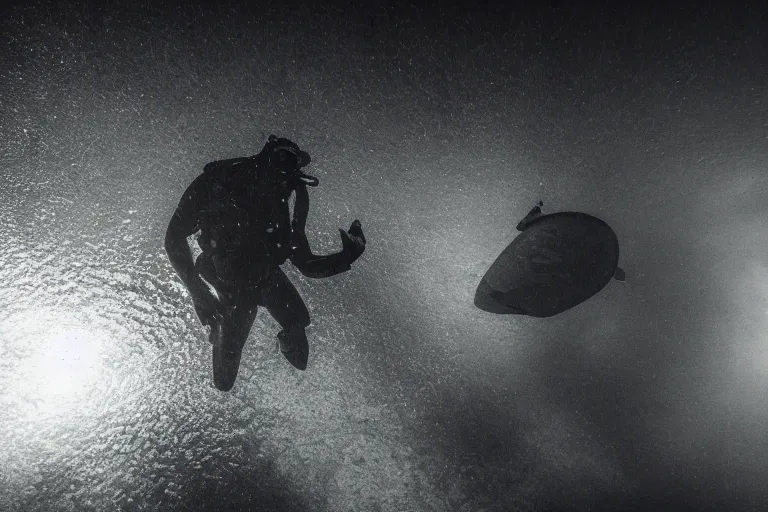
474,201 -> 625,317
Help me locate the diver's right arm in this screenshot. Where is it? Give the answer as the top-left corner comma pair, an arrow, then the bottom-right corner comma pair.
165,212 -> 199,289
165,174 -> 223,325
165,175 -> 206,288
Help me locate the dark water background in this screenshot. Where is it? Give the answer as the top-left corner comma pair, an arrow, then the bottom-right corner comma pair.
1,1 -> 767,510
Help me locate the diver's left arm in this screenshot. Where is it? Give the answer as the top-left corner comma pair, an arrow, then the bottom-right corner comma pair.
288,184 -> 366,278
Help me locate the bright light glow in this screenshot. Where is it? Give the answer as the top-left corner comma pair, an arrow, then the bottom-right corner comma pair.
8,309 -> 107,416
34,328 -> 102,400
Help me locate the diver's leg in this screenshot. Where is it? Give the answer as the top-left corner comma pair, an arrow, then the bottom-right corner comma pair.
516,200 -> 544,231
261,269 -> 311,370
210,287 -> 260,391
196,252 -> 259,390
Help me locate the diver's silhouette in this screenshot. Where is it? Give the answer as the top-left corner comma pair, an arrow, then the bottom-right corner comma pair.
165,135 -> 366,391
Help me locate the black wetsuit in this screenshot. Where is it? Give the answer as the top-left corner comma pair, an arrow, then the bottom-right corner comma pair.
189,157 -> 352,355
166,141 -> 364,390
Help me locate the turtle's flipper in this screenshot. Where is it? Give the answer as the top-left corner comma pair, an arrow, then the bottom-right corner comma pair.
613,266 -> 626,282
516,201 -> 544,231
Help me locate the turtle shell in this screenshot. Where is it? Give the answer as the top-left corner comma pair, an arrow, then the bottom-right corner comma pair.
474,212 -> 620,317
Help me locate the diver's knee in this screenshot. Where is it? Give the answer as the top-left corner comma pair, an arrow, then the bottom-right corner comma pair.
294,315 -> 311,330
285,322 -> 309,337
283,308 -> 310,330
213,376 -> 235,392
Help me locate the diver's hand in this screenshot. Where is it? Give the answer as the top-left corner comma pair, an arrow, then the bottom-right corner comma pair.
189,278 -> 224,327
339,220 -> 366,264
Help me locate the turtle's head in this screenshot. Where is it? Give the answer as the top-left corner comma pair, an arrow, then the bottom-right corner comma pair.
473,280 -> 528,315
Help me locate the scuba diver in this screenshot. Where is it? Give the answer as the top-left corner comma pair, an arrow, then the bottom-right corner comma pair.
165,135 -> 366,391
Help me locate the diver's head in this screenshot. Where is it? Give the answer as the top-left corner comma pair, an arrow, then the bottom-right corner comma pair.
264,135 -> 311,174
